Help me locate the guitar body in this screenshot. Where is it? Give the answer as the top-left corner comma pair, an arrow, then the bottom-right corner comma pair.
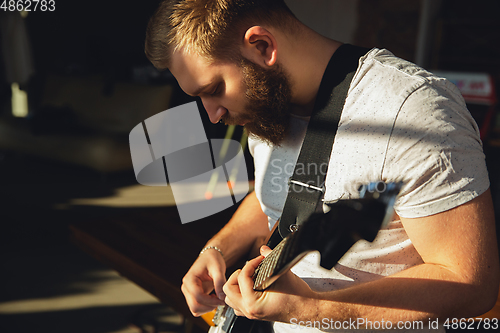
209,310 -> 272,333
207,182 -> 401,333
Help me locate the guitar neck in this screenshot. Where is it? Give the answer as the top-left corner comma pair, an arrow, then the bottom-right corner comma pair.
252,230 -> 307,291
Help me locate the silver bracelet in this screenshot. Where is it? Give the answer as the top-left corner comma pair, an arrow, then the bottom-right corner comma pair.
199,246 -> 224,258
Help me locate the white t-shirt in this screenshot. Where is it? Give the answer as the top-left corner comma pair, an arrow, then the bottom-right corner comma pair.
248,48 -> 489,332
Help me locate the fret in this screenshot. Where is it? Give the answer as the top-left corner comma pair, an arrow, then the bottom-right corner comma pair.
253,238 -> 287,289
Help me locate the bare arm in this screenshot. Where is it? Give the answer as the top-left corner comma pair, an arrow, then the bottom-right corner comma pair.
204,190 -> 271,267
224,190 -> 500,325
181,191 -> 269,316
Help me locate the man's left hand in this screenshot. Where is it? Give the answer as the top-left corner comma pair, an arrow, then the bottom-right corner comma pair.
222,246 -> 317,322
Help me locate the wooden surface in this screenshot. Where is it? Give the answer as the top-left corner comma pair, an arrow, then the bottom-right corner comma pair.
70,204 -> 239,330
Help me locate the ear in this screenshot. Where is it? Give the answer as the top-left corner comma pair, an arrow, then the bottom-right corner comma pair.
240,26 -> 278,67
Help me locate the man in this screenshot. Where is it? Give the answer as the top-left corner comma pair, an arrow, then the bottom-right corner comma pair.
145,0 -> 499,331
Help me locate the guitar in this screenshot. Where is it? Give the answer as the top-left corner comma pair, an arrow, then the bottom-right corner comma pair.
208,182 -> 402,333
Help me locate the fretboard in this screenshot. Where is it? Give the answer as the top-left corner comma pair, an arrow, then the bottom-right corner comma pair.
252,229 -> 304,291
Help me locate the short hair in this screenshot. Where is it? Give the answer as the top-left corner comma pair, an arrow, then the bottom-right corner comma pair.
145,0 -> 298,70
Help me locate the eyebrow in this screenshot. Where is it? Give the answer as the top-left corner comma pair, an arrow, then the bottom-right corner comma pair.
191,80 -> 216,97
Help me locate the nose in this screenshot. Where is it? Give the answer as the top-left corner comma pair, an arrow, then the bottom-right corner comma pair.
201,98 -> 227,123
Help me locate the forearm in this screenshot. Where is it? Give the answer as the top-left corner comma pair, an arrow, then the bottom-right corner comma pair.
204,191 -> 270,267
296,262 -> 497,326
291,192 -> 499,326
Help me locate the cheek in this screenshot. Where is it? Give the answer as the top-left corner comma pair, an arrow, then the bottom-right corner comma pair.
224,87 -> 248,112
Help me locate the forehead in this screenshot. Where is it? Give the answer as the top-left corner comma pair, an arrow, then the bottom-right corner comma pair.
171,49 -> 208,77
169,50 -> 242,95
170,50 -> 231,95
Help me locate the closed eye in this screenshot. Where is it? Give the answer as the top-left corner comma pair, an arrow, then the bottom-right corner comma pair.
210,82 -> 224,97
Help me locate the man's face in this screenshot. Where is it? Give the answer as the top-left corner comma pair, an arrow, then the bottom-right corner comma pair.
170,50 -> 292,145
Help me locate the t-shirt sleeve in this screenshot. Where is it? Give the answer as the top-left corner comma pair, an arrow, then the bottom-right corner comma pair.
383,77 -> 490,218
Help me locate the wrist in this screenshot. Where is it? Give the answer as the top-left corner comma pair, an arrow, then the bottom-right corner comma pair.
199,246 -> 224,258
284,289 -> 322,324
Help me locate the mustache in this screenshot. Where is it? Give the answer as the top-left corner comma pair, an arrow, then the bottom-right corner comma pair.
221,113 -> 248,126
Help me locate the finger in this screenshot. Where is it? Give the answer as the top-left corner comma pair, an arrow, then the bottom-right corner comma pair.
260,245 -> 272,257
183,283 -> 225,308
223,295 -> 244,317
182,284 -> 222,316
183,272 -> 210,292
223,270 -> 244,299
233,308 -> 244,317
209,265 -> 227,301
183,271 -> 214,293
223,271 -> 244,312
201,279 -> 216,294
241,255 -> 264,276
185,295 -> 218,316
224,269 -> 242,297
223,281 -> 242,303
239,256 -> 265,298
182,277 -> 225,308
182,274 -> 210,299
223,293 -> 236,310
193,290 -> 226,307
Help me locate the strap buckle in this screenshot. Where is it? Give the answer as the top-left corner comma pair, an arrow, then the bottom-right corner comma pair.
288,178 -> 325,193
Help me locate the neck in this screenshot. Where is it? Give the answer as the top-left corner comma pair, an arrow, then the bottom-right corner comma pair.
283,26 -> 342,117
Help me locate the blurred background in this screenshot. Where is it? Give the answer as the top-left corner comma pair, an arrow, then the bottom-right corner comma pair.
1,0 -> 499,332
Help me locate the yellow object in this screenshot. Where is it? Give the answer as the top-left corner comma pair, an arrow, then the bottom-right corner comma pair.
11,83 -> 28,117
201,309 -> 216,326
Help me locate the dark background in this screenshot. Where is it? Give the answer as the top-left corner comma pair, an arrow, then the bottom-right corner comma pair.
0,1 -> 499,332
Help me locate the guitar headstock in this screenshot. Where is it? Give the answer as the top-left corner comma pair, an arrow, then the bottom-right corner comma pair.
295,181 -> 403,270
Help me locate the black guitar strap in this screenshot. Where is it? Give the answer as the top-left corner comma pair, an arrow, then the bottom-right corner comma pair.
269,44 -> 371,246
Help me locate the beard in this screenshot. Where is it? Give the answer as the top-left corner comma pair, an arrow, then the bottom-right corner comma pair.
221,57 -> 293,146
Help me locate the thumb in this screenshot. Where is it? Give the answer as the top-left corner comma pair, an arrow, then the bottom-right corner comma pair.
260,245 -> 272,257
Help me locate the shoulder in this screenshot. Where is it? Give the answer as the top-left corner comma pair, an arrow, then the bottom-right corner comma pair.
353,48 -> 462,100
359,48 -> 432,78
330,48 -> 489,216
